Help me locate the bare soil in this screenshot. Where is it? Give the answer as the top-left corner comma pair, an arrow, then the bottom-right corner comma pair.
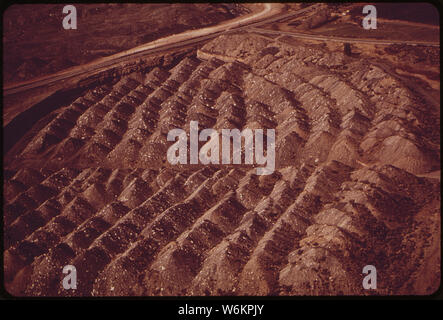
3,3 -> 247,84
3,4 -> 440,297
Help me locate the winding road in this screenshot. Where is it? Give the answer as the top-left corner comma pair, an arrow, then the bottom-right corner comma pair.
3,3 -> 439,97
3,3 -> 294,96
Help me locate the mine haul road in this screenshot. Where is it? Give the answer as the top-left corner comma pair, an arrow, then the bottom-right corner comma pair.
3,3 -> 439,98
2,3 -> 298,96
249,27 -> 440,47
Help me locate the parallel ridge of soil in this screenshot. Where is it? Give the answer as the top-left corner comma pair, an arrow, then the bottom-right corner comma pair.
3,32 -> 440,296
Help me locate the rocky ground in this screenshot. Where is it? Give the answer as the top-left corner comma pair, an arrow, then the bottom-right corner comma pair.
3,31 -> 440,296
3,3 -> 247,84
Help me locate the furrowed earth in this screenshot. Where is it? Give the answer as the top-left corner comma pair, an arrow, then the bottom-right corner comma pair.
3,28 -> 440,295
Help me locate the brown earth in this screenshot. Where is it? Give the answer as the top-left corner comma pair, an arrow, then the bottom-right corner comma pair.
3,31 -> 441,296
268,3 -> 439,43
3,3 -> 247,84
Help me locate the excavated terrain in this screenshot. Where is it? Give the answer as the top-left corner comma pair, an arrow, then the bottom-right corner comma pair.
3,3 -> 246,83
3,32 -> 440,296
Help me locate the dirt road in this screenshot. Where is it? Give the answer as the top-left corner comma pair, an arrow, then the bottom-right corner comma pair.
250,27 -> 440,47
3,3 -> 287,96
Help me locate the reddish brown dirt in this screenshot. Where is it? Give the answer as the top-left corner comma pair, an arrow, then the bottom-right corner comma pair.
3,31 -> 440,296
3,3 -> 247,84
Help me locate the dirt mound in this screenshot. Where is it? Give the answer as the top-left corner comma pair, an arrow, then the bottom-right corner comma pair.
3,32 -> 440,296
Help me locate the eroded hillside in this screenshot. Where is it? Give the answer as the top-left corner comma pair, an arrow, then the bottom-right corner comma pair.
3,31 -> 440,296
